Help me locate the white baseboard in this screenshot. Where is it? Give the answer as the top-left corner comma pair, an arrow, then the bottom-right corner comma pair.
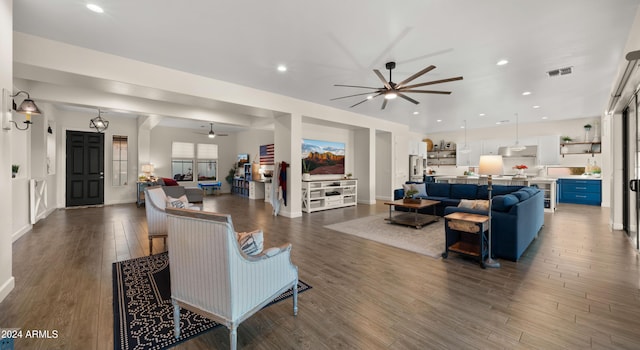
358,199 -> 376,205
280,210 -> 302,218
12,224 -> 32,243
0,276 -> 15,303
376,195 -> 393,201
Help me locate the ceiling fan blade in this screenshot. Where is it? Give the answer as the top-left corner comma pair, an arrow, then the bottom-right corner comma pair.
397,93 -> 420,104
401,89 -> 452,95
395,65 -> 436,89
381,99 -> 388,110
331,91 -> 381,101
373,69 -> 392,90
349,98 -> 371,108
401,76 -> 464,90
334,84 -> 381,89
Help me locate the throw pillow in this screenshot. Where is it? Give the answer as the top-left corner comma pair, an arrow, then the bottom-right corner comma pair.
237,229 -> 264,256
492,194 -> 519,212
413,183 -> 428,197
166,195 -> 189,208
162,177 -> 179,186
458,199 -> 476,209
473,200 -> 490,211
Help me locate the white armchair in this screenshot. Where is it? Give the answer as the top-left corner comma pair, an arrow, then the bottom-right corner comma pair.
165,208 -> 299,350
144,186 -> 200,254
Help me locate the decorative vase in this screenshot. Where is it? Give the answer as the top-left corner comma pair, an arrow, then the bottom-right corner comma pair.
516,169 -> 525,177
302,173 -> 311,181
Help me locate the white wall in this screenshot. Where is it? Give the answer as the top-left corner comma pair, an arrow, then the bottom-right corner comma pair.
0,0 -> 14,303
376,131 -> 393,200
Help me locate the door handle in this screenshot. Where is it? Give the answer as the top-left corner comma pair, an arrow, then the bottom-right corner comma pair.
630,179 -> 638,192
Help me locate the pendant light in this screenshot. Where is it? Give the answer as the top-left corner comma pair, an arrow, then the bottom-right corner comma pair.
458,119 -> 471,154
508,113 -> 526,152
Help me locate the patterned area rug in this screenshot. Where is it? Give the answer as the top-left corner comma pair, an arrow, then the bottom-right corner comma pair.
325,213 -> 445,258
113,252 -> 311,350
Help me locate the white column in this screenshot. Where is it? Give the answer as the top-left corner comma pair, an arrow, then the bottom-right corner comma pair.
354,128 -> 376,204
274,113 -> 302,218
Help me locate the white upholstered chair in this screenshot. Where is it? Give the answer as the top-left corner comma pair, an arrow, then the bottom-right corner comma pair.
165,208 -> 299,350
144,186 -> 201,254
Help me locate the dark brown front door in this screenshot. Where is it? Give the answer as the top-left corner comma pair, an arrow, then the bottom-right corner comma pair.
66,130 -> 104,207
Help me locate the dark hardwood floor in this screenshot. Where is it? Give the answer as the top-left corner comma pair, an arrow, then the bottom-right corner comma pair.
1,194 -> 639,349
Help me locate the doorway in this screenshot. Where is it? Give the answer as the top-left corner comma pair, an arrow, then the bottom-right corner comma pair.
65,130 -> 105,207
623,93 -> 639,250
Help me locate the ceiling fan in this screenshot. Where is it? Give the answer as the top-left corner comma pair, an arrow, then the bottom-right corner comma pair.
331,61 -> 463,109
200,123 -> 228,138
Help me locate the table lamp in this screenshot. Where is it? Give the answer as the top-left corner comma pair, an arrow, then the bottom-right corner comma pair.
478,155 -> 504,268
141,164 -> 155,180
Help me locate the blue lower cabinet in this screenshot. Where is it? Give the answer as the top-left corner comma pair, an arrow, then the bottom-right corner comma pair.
558,179 -> 601,206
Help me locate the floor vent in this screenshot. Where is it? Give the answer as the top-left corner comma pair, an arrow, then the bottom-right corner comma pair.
547,66 -> 573,77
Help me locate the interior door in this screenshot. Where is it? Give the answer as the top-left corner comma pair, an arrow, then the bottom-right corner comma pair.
624,93 -> 639,249
66,130 -> 105,207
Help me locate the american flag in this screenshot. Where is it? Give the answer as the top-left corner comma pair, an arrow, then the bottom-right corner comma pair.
260,144 -> 274,165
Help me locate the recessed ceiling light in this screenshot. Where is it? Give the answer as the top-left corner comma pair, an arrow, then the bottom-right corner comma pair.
522,91 -> 532,96
460,125 -> 465,129
436,119 -> 442,123
366,95 -> 373,100
479,113 -> 486,117
413,111 -> 419,115
496,59 -> 509,66
542,116 -> 548,120
86,4 -> 104,13
533,105 -> 540,109
496,121 -> 502,125
277,64 -> 287,72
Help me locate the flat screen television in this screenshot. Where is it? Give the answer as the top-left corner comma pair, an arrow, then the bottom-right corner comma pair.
301,139 -> 345,175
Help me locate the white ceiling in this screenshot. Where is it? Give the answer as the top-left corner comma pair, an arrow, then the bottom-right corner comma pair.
12,0 -> 640,133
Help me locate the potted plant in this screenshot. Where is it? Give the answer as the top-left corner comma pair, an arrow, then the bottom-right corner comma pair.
584,124 -> 592,141
403,189 -> 420,204
561,136 -> 573,143
584,124 -> 592,130
11,164 -> 19,178
302,159 -> 311,181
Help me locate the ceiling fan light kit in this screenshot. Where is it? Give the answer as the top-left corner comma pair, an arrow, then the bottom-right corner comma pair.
332,61 -> 463,110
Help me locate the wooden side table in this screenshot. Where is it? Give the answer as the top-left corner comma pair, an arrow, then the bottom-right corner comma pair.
442,212 -> 489,268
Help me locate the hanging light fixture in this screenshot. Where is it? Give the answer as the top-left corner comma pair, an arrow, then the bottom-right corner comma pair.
208,123 -> 216,138
89,109 -> 109,133
508,113 -> 526,152
458,120 -> 471,154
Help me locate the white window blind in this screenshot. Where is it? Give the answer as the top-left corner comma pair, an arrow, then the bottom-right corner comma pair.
172,142 -> 194,158
197,143 -> 218,159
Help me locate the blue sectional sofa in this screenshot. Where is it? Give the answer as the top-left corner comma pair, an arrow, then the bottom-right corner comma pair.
394,182 -> 544,261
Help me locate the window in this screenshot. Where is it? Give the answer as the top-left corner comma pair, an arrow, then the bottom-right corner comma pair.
171,142 -> 219,182
113,135 -> 128,186
171,142 -> 194,182
197,143 -> 218,181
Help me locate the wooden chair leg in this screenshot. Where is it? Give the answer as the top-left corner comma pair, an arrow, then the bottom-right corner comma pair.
149,238 -> 153,255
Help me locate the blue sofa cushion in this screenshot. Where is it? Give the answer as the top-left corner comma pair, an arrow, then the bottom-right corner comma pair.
476,185 -> 489,200
450,184 -> 479,199
427,183 -> 450,197
492,194 -> 519,212
521,187 -> 539,196
512,190 -> 531,201
493,185 -> 523,196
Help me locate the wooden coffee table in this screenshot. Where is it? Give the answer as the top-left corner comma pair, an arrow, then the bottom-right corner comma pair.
383,199 -> 440,229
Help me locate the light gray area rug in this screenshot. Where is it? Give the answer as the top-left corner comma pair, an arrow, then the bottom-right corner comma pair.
324,213 -> 445,258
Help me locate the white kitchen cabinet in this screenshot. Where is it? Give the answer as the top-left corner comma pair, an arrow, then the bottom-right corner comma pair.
537,135 -> 561,165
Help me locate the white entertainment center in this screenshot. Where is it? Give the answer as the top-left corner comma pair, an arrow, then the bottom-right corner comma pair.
302,179 -> 357,213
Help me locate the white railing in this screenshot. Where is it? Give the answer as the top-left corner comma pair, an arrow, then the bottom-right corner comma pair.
29,178 -> 47,224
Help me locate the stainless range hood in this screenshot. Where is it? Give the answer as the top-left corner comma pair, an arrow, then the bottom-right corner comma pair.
498,145 -> 538,157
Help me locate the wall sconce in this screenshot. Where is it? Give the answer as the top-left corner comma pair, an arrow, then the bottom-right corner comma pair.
2,89 -> 42,131
89,109 -> 109,133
